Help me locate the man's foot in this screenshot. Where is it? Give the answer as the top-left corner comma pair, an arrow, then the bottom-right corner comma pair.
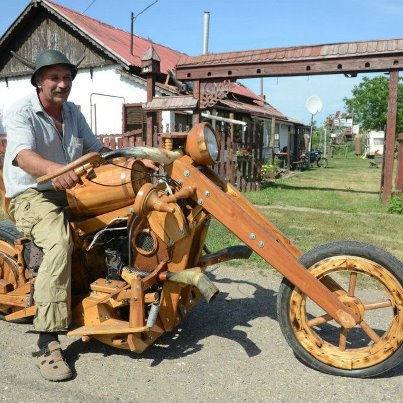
32,340 -> 72,381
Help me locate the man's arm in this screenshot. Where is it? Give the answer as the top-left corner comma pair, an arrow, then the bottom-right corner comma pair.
15,149 -> 81,191
98,146 -> 158,172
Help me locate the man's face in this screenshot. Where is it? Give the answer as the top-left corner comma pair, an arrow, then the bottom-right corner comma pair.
36,65 -> 73,106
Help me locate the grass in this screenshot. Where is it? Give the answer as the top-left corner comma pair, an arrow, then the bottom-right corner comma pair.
205,155 -> 403,266
1,154 -> 401,267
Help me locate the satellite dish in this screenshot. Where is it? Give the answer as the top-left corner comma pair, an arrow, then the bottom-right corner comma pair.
306,95 -> 323,115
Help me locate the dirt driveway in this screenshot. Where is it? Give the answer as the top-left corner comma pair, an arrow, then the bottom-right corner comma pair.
0,264 -> 402,402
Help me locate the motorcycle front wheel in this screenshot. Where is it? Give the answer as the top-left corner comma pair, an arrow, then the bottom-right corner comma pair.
316,157 -> 328,168
277,241 -> 403,378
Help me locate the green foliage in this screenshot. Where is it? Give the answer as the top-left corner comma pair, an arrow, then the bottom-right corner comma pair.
261,160 -> 280,175
343,76 -> 403,133
206,157 -> 403,267
388,195 -> 403,215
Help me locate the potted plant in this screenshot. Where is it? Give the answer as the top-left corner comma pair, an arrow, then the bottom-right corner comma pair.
260,161 -> 280,180
236,148 -> 252,160
236,149 -> 252,170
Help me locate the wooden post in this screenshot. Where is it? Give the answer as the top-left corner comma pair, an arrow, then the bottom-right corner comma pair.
270,118 -> 276,147
141,47 -> 160,147
192,80 -> 201,126
270,117 -> 276,163
146,74 -> 156,146
382,70 -> 399,205
229,112 -> 235,184
287,129 -> 291,170
396,133 -> 403,191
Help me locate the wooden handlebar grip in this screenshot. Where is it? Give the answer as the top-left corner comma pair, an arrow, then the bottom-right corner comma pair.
37,152 -> 103,184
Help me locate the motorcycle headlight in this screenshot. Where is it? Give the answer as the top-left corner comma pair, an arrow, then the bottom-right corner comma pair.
185,122 -> 220,165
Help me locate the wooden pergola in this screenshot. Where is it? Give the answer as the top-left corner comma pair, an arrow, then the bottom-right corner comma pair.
175,38 -> 403,204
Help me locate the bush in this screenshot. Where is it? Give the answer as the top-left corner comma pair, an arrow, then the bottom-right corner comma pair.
388,195 -> 403,215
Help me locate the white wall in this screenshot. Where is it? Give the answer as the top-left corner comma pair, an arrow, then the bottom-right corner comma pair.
0,75 -> 33,133
70,65 -> 149,135
0,65 -> 170,136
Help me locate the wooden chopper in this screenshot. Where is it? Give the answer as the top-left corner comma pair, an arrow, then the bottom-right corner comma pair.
0,122 -> 402,378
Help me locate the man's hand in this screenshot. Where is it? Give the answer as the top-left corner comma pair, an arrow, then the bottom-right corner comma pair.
141,159 -> 159,172
15,149 -> 82,190
51,169 -> 82,191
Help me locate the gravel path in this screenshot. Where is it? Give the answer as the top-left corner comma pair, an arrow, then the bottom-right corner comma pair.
0,264 -> 402,402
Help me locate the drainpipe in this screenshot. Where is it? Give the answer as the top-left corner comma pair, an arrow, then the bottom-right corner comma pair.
89,92 -> 126,135
203,11 -> 210,54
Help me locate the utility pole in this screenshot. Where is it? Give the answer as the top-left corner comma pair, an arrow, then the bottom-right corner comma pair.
130,0 -> 159,55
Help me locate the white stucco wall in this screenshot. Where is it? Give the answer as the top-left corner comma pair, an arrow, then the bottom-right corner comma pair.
0,64 -> 172,136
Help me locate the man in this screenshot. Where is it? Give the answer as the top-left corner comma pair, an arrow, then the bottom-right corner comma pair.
3,49 -> 155,381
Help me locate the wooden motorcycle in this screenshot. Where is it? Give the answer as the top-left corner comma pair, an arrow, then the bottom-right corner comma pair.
0,123 -> 402,378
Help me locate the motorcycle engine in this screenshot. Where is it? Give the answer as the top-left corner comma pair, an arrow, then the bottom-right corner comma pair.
103,232 -> 129,279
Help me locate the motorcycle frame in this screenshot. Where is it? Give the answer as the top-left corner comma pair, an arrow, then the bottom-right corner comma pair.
0,149 -> 358,351
165,156 -> 358,329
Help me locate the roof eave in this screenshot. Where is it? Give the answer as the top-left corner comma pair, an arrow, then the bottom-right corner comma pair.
41,0 -> 131,70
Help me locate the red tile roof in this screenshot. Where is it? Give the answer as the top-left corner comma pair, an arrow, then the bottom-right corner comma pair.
220,99 -> 287,120
230,82 -> 263,102
44,0 -> 185,74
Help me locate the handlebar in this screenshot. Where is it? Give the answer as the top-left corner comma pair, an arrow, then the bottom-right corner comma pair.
37,152 -> 103,184
36,147 -> 184,185
101,147 -> 183,165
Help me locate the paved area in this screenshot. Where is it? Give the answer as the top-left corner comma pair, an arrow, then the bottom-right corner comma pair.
0,264 -> 402,402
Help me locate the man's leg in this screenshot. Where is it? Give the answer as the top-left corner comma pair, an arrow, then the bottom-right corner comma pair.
9,189 -> 73,381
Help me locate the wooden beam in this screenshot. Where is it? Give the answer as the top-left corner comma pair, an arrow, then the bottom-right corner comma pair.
382,70 -> 399,205
176,55 -> 403,81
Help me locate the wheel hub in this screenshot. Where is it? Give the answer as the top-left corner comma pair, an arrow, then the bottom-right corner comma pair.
338,295 -> 365,324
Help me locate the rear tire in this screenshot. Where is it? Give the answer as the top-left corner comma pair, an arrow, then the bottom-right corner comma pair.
277,241 -> 403,378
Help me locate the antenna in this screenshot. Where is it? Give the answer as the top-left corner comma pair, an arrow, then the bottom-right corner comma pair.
305,95 -> 323,115
305,95 -> 323,153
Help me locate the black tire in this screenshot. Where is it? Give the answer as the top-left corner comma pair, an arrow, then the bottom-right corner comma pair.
0,219 -> 30,261
277,241 -> 403,378
0,219 -> 24,245
316,157 -> 328,168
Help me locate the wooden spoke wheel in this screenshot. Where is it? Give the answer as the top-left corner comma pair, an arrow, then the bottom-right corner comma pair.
0,220 -> 25,314
277,241 -> 403,378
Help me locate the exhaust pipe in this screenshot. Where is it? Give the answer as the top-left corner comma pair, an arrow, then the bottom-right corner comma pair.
198,245 -> 252,267
163,270 -> 219,303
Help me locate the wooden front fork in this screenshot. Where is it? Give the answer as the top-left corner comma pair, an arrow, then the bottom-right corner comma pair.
168,157 -> 358,329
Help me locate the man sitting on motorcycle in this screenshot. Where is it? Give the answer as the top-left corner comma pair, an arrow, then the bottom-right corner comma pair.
3,49 -> 155,381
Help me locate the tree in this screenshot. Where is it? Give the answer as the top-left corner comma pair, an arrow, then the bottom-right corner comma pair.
343,75 -> 403,133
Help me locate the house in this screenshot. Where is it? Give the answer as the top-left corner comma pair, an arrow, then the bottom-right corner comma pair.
209,82 -> 308,164
0,0 -> 308,189
0,0 -> 183,140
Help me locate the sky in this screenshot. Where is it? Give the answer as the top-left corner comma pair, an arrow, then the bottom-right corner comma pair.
1,0 -> 403,124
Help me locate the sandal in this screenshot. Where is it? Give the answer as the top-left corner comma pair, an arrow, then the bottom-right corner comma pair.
32,340 -> 72,381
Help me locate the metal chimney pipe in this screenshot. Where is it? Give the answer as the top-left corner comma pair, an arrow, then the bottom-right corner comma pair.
260,77 -> 265,100
202,11 -> 210,55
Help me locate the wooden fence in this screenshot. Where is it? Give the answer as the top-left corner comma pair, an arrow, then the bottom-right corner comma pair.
101,123 -> 263,192
0,125 -> 263,191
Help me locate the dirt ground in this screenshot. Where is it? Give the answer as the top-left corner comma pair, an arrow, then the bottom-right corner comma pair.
0,264 -> 402,402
